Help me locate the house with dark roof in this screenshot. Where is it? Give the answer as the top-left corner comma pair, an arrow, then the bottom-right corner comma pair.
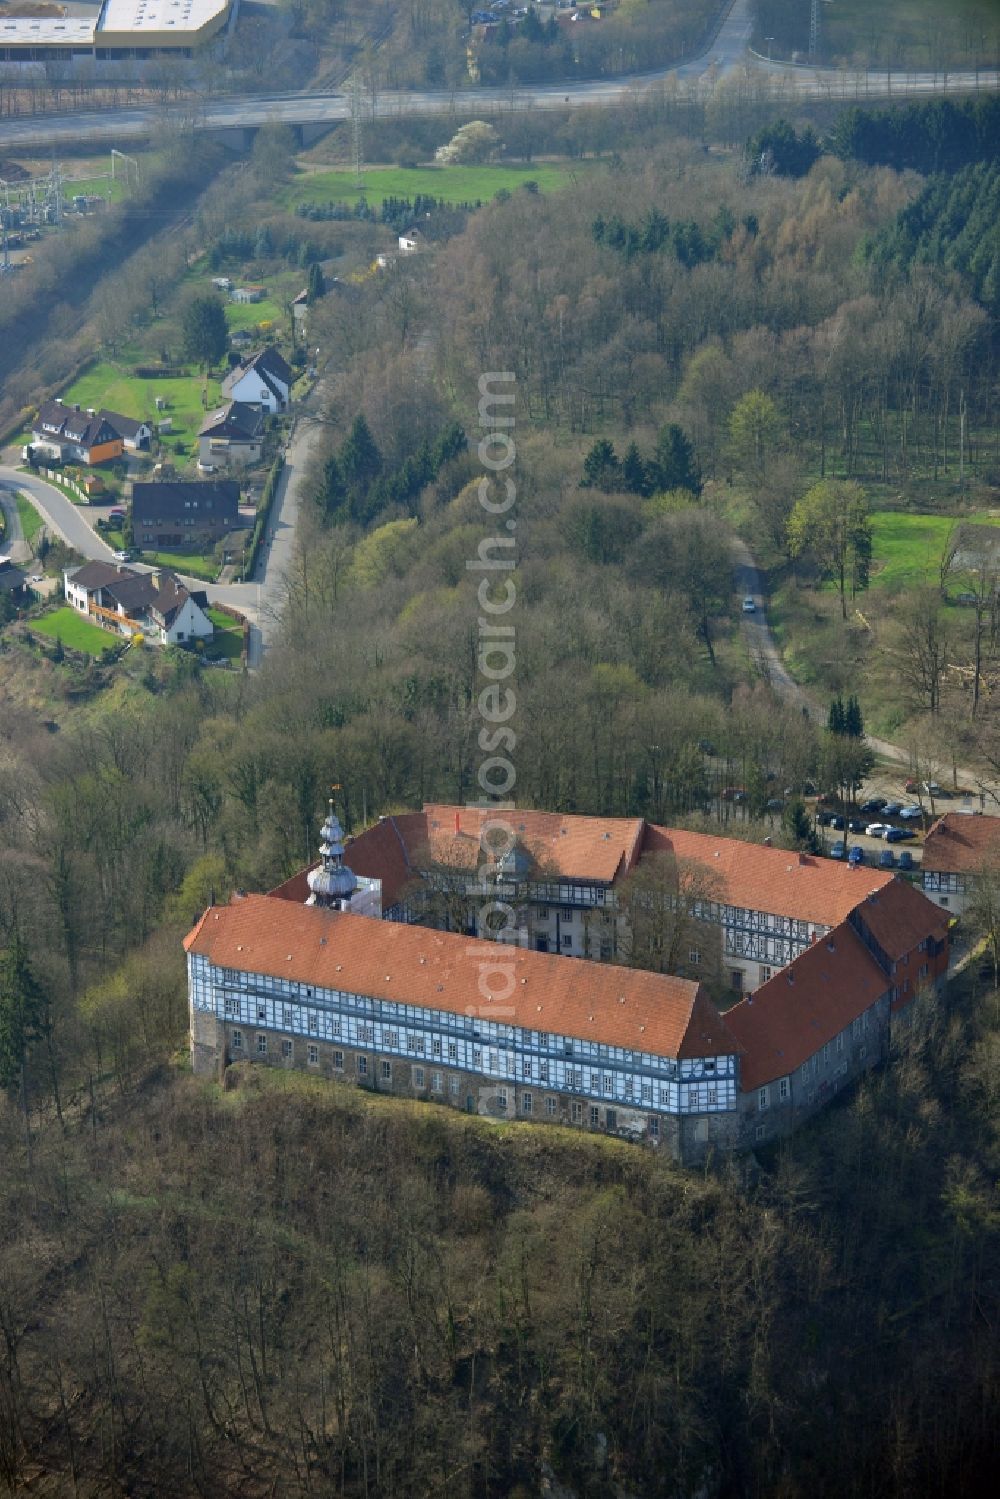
221,347 -> 293,414
921,811 -> 1000,917
64,560 -> 213,647
32,400 -> 123,466
131,480 -> 240,550
198,401 -> 265,470
100,410 -> 152,452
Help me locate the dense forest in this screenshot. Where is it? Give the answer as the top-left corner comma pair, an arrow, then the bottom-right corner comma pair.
1,89 -> 1000,1497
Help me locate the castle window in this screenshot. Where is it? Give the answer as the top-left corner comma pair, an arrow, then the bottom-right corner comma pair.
231,1030 -> 242,1049
571,1102 -> 583,1123
779,1077 -> 789,1101
381,1060 -> 392,1081
432,1038 -> 441,1056
497,1087 -> 508,1109
308,1014 -> 318,1034
431,1071 -> 442,1092
257,1005 -> 266,1022
707,1086 -> 718,1106
257,1034 -> 267,1056
758,1086 -> 769,1111
282,1006 -> 292,1027
522,1091 -> 532,1114
413,1066 -> 425,1087
689,949 -> 700,965
755,1124 -> 766,1141
546,1097 -> 557,1117
648,1116 -> 659,1137
539,1061 -> 549,1082
332,1049 -> 342,1069
357,1056 -> 368,1077
589,1106 -> 600,1127
225,996 -> 238,1016
448,1042 -> 457,1061
522,1058 -> 532,1079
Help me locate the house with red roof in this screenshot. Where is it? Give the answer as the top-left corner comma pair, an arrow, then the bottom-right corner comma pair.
920,811 -> 1000,917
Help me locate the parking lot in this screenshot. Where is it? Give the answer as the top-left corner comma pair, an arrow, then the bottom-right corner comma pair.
810,778 -> 984,869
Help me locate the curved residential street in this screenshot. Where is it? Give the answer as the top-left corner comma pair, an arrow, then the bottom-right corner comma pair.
0,398 -> 317,668
0,0 -> 996,150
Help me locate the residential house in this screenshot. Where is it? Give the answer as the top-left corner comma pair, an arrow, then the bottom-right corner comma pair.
64,560 -> 213,647
230,285 -> 265,304
221,347 -> 294,414
198,401 -> 265,470
920,812 -> 1000,918
101,410 -> 152,452
32,400 -> 123,466
0,559 -> 27,600
398,228 -> 424,254
131,479 -> 240,550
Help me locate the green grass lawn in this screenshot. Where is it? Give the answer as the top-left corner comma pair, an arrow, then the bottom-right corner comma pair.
15,492 -> 44,547
62,362 -> 222,461
206,607 -> 245,660
64,173 -> 128,205
869,511 -> 1000,593
34,607 -> 116,656
140,548 -> 219,582
285,160 -> 587,210
225,297 -> 286,334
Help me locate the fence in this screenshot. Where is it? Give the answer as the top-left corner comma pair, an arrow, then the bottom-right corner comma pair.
39,467 -> 90,502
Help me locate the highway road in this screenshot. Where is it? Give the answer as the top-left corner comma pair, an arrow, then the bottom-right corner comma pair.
0,0 -> 996,150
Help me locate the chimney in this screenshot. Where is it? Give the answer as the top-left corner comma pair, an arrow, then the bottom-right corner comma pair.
454,811 -> 460,834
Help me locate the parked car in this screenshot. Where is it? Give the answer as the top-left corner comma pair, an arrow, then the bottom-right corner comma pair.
866,822 -> 892,838
830,815 -> 845,830
899,805 -> 924,820
818,811 -> 836,827
904,779 -> 918,793
879,849 -> 896,868
897,850 -> 915,871
848,845 -> 864,865
923,781 -> 945,797
765,797 -> 784,812
108,507 -> 126,521
885,827 -> 917,842
112,549 -> 135,563
848,818 -> 865,833
829,841 -> 846,860
882,802 -> 903,816
741,596 -> 756,613
860,797 -> 887,814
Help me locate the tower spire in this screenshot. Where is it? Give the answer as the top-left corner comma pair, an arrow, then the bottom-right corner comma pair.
306,796 -> 357,908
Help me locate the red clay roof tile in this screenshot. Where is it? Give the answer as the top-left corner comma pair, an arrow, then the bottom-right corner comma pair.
725,921 -> 890,1091
185,895 -> 738,1062
921,812 -> 1000,875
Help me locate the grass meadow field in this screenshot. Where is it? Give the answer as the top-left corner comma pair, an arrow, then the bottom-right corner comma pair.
868,511 -> 1000,594
284,160 -> 587,211
62,364 -> 223,461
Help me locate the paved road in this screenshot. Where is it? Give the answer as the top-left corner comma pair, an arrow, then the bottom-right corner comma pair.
734,541 -> 1000,804
0,480 -> 30,565
0,0 -> 995,150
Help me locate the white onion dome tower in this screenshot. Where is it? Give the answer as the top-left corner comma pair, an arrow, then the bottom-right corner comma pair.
307,800 -> 357,906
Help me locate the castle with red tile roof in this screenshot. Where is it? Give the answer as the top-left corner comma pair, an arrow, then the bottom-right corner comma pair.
188,805 -> 949,1163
